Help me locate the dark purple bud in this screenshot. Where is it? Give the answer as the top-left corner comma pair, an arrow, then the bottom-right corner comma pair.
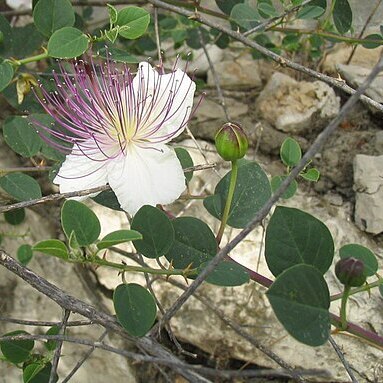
335,257 -> 366,287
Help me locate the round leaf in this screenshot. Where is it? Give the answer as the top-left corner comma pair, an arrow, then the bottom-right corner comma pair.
61,200 -> 100,246
92,189 -> 123,211
116,7 -> 150,39
17,244 -> 33,265
339,244 -> 378,277
199,260 -> 250,286
230,3 -> 260,30
300,168 -> 320,182
267,264 -> 330,346
166,217 -> 217,269
0,61 -> 14,92
3,116 -> 43,157
280,137 -> 301,167
0,173 -> 42,201
361,34 -> 383,49
33,0 -> 75,37
113,283 -> 157,337
265,206 -> 334,276
204,160 -> 271,228
4,208 -> 25,225
0,330 -> 34,364
271,176 -> 297,199
97,230 -> 142,250
297,5 -> 325,19
48,27 -> 89,58
131,205 -> 174,259
33,239 -> 69,260
25,362 -> 57,383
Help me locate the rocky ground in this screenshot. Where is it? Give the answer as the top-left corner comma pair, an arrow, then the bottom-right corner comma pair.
1,21 -> 383,383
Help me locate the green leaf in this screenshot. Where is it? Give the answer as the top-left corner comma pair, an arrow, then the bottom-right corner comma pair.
267,264 -> 330,346
379,283 -> 383,298
271,176 -> 297,199
257,0 -> 278,18
61,200 -> 101,246
26,362 -> 57,383
33,239 -> 69,260
104,28 -> 119,44
17,244 -> 33,265
361,34 -> 383,49
230,4 -> 260,30
4,208 -> 25,225
0,330 -> 34,364
116,7 -> 150,39
23,363 -> 45,383
199,260 -> 250,286
3,116 -> 43,157
92,189 -> 123,211
204,160 -> 271,228
265,206 -> 334,276
97,230 -> 142,250
48,27 -> 89,58
300,167 -> 320,182
33,0 -> 75,37
166,217 -> 217,269
280,137 -> 301,167
113,283 -> 157,337
297,5 -> 325,19
131,205 -> 174,259
0,173 -> 42,201
44,325 -> 59,351
339,244 -> 378,277
175,147 -> 194,182
96,47 -> 138,63
215,0 -> 245,15
0,61 -> 14,92
333,0 -> 352,34
0,14 -> 13,57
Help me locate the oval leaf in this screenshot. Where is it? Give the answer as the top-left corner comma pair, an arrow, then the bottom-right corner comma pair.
271,176 -> 297,199
0,173 -> 42,201
267,264 -> 330,346
116,7 -> 150,39
166,217 -> 217,269
230,3 -> 260,30
92,189 -> 123,211
280,137 -> 301,167
265,206 -> 334,276
333,0 -> 352,34
33,0 -> 75,37
113,283 -> 157,337
204,160 -> 271,228
199,260 -> 250,286
33,239 -> 69,259
339,244 -> 378,277
97,229 -> 142,250
0,330 -> 34,364
4,208 -> 25,225
0,61 -> 13,92
131,205 -> 174,259
48,27 -> 89,58
3,116 -> 42,157
17,244 -> 34,265
61,200 -> 100,246
175,147 -> 194,182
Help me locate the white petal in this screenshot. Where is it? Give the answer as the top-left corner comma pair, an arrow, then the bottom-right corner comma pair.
54,153 -> 108,195
107,144 -> 185,215
133,62 -> 196,142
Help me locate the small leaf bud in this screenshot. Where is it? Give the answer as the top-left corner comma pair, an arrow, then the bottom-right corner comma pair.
215,122 -> 249,161
335,257 -> 366,287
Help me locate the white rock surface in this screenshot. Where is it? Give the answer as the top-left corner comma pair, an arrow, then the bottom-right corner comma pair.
337,63 -> 383,105
95,140 -> 383,383
354,154 -> 383,234
255,72 -> 340,134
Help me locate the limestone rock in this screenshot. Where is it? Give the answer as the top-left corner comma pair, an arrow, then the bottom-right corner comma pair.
354,154 -> 383,234
337,63 -> 383,105
255,72 -> 340,134
207,55 -> 262,88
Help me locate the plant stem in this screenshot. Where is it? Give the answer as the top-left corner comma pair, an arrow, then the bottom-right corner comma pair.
216,160 -> 238,245
11,52 -> 50,67
331,278 -> 383,301
340,285 -> 351,330
68,255 -> 197,277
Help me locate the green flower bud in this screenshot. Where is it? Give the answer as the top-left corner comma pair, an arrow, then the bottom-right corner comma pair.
215,122 -> 249,161
335,257 -> 366,287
